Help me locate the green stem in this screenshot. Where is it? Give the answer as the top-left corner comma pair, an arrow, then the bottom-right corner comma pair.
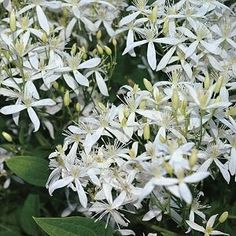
197,110 -> 204,148
131,215 -> 183,236
141,220 -> 181,236
228,215 -> 236,220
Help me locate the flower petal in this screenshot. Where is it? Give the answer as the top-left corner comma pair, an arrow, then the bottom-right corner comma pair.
36,5 -> 50,34
27,107 -> 40,132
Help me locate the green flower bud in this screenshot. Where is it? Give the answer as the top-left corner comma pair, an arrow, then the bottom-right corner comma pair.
143,78 -> 153,92
104,46 -> 112,55
144,123 -> 150,140
75,103 -> 81,112
171,89 -> 179,110
112,38 -> 117,47
10,10 -> 16,32
219,211 -> 228,223
149,6 -> 158,23
63,90 -> 71,106
96,30 -> 102,40
214,76 -> 224,94
96,44 -> 104,55
2,131 -> 13,142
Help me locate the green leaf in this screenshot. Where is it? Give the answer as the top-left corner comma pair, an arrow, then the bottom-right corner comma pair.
6,156 -> 49,187
34,216 -> 113,236
0,231 -> 21,236
20,194 -> 40,236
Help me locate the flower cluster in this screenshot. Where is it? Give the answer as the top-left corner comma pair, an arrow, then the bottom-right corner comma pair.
0,0 -> 235,235
119,0 -> 236,80
47,71 -> 235,234
0,0 -> 126,132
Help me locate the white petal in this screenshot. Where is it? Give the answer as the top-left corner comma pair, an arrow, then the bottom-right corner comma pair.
112,191 -> 126,209
152,177 -> 178,186
73,70 -> 89,86
167,185 -> 181,198
156,46 -> 176,71
211,230 -> 229,235
229,148 -> 236,175
185,41 -> 198,58
36,6 -> 50,34
154,37 -> 180,45
142,209 -> 162,221
119,11 -> 140,26
49,176 -> 73,195
184,172 -> 209,183
75,179 -> 87,208
0,105 -> 26,115
147,42 -> 156,70
214,159 -> 230,184
32,99 -> 56,107
43,119 -> 55,139
179,183 -> 192,204
186,221 -> 205,232
27,107 -> 40,132
78,58 -> 101,69
63,74 -> 78,91
95,71 -> 108,96
103,183 -> 113,205
122,40 -> 147,55
207,214 -> 218,228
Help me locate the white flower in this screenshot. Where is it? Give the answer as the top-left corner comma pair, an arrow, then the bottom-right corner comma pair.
89,184 -> 129,227
0,88 -> 56,132
186,214 -> 229,236
57,53 -> 101,89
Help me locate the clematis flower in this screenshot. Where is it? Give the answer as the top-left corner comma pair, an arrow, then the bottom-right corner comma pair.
0,88 -> 56,132
186,214 -> 229,236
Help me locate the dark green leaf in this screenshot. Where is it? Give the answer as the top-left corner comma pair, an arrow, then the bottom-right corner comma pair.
34,216 -> 113,236
0,231 -> 21,236
20,194 -> 40,236
6,156 -> 49,187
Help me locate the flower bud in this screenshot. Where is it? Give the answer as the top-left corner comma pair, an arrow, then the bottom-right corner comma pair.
96,30 -> 102,40
219,211 -> 228,223
149,5 -> 158,23
121,117 -> 127,128
98,102 -> 106,112
139,100 -> 146,109
92,48 -> 97,56
189,149 -> 198,168
71,43 -> 77,55
133,84 -> 139,93
163,162 -> 173,175
214,76 -> 224,94
163,17 -> 169,36
180,98 -> 187,115
52,81 -> 59,90
144,123 -> 150,140
143,78 -> 153,92
112,38 -> 117,47
104,46 -> 112,55
41,32 -> 48,43
63,90 -> 71,106
96,44 -> 104,55
171,89 -> 179,110
75,102 -> 81,112
204,75 -> 210,89
10,10 -> 16,32
2,131 -> 13,142
124,107 -> 129,118
159,135 -> 166,143
227,107 -> 236,116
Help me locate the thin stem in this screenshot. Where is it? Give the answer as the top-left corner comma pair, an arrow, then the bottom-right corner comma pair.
135,217 -> 183,236
197,110 -> 204,148
228,215 -> 236,220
